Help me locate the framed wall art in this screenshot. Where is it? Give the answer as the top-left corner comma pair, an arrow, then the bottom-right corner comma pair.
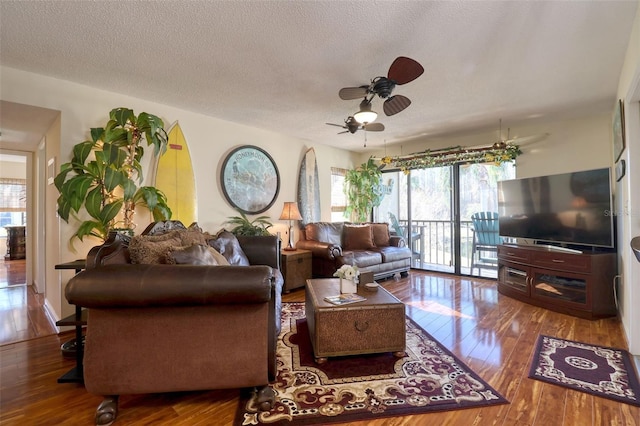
612,99 -> 625,163
220,145 -> 280,214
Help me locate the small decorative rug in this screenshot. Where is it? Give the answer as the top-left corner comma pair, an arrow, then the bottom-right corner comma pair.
235,302 -> 508,425
529,335 -> 640,406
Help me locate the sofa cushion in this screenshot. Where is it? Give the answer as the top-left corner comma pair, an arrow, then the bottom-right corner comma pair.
208,231 -> 250,266
341,250 -> 383,268
373,246 -> 412,263
369,223 -> 391,247
304,222 -> 343,246
168,244 -> 230,266
343,225 -> 375,250
129,231 -> 183,264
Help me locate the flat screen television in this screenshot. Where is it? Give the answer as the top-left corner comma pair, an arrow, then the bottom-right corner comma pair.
497,167 -> 615,249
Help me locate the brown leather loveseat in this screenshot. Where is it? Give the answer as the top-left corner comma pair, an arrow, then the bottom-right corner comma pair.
65,221 -> 283,425
295,221 -> 412,280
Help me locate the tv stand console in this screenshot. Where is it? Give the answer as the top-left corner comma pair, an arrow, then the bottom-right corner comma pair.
497,244 -> 616,319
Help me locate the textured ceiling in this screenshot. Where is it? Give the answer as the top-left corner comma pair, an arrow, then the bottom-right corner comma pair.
0,1 -> 637,152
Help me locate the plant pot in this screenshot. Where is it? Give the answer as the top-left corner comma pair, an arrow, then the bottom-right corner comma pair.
340,278 -> 358,294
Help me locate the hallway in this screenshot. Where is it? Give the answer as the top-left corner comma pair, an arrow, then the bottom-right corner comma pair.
0,259 -> 57,345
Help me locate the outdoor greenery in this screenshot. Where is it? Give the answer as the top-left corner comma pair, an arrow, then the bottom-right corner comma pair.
225,209 -> 273,236
55,107 -> 172,245
344,157 -> 385,222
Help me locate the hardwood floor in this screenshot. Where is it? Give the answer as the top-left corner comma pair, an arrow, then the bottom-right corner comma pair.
1,271 -> 639,425
0,259 -> 58,346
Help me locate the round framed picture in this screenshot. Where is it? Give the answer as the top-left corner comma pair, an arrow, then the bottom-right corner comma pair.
220,145 -> 280,214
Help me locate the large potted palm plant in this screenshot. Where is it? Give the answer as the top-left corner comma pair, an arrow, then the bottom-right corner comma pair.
55,107 -> 172,246
344,158 -> 385,222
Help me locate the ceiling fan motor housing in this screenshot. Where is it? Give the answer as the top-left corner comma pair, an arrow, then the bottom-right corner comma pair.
372,77 -> 396,98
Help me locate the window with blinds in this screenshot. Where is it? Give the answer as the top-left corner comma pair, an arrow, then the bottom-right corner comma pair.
330,167 -> 347,222
0,178 -> 27,237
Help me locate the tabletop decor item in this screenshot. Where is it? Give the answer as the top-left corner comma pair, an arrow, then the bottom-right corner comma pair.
333,264 -> 360,293
220,145 -> 280,214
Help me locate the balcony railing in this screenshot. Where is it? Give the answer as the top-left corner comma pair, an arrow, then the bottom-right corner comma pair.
397,219 -> 497,277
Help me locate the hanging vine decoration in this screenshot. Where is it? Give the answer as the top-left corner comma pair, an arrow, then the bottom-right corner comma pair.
373,143 -> 522,174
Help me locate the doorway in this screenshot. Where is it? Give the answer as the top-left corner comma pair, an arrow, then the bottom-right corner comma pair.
375,161 -> 515,278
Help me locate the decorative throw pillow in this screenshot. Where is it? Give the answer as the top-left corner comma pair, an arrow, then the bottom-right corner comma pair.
369,222 -> 391,247
177,228 -> 213,246
343,225 -> 375,250
168,244 -> 230,266
129,231 -> 183,264
208,230 -> 250,266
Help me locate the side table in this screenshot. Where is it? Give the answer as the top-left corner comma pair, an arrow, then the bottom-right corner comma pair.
280,249 -> 312,292
55,260 -> 86,384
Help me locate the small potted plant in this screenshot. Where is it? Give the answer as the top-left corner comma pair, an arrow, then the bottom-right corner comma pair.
333,264 -> 360,293
224,209 -> 273,236
55,107 -> 172,246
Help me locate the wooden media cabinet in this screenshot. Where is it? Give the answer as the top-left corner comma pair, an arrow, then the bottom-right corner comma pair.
497,244 -> 617,320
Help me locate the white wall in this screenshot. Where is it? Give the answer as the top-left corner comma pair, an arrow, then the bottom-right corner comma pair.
363,113 -> 612,178
0,66 -> 359,321
615,4 -> 640,355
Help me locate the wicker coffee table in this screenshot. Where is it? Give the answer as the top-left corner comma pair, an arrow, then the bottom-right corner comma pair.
305,278 -> 406,363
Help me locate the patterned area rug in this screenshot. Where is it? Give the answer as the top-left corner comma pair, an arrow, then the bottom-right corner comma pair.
529,335 -> 640,406
235,302 -> 508,425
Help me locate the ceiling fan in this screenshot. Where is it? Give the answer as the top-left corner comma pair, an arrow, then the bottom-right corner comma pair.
491,119 -> 550,149
338,56 -> 424,118
326,116 -> 385,134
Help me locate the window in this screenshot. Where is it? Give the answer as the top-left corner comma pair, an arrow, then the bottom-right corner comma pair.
330,167 -> 347,222
0,178 -> 27,238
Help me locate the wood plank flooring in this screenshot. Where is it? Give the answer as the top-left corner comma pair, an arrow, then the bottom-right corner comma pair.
1,271 -> 639,425
0,259 -> 58,346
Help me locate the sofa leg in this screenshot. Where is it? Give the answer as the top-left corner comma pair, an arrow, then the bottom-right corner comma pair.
256,385 -> 276,411
95,395 -> 118,426
400,271 -> 409,277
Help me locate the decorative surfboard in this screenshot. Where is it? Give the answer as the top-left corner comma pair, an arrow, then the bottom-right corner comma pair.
154,122 -> 198,226
297,148 -> 321,225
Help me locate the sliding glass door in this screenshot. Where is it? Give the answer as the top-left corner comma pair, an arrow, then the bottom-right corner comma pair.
375,161 -> 515,278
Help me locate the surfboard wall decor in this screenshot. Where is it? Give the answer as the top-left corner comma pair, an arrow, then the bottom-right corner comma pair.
297,148 -> 321,225
154,122 -> 198,226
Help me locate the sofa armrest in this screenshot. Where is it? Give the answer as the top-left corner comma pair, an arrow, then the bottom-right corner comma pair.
85,232 -> 131,270
66,264 -> 275,308
295,240 -> 342,259
237,235 -> 281,269
389,235 -> 407,248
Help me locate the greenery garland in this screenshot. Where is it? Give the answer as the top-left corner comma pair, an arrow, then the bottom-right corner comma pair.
374,143 -> 521,174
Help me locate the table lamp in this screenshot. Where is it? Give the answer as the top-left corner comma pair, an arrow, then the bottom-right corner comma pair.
279,202 -> 303,251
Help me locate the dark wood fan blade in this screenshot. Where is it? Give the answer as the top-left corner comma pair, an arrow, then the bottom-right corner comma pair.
383,95 -> 411,116
339,86 -> 368,100
337,130 -> 349,134
364,123 -> 385,132
326,122 -> 347,128
387,56 -> 424,85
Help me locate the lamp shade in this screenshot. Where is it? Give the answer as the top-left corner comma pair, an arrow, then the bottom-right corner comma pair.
279,202 -> 302,221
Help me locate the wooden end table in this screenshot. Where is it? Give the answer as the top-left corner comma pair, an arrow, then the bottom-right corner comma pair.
305,278 -> 406,363
280,249 -> 312,292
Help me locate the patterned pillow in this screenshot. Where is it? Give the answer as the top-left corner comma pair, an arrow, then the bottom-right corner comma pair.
208,230 -> 250,266
129,231 -> 183,264
343,225 -> 375,250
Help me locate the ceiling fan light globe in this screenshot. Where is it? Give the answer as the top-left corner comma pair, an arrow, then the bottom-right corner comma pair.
354,110 -> 377,124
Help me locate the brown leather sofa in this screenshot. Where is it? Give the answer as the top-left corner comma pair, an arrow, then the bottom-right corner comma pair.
295,222 -> 412,280
65,221 -> 283,425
